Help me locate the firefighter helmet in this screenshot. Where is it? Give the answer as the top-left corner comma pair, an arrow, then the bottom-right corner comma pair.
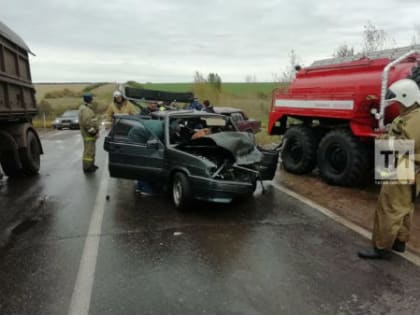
386,79 -> 420,108
113,90 -> 123,98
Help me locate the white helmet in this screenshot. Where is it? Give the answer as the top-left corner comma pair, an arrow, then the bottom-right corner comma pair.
113,90 -> 123,98
386,79 -> 420,108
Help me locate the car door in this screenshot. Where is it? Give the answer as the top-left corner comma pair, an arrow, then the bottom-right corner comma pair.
104,117 -> 165,181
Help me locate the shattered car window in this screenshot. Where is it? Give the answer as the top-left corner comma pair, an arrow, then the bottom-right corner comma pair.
169,115 -> 234,145
113,119 -> 134,140
113,118 -> 163,144
230,112 -> 245,123
127,124 -> 152,144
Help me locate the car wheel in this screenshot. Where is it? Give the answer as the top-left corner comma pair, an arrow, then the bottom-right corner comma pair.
172,172 -> 192,210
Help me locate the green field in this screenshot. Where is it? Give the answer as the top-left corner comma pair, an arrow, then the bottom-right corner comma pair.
33,81 -> 284,144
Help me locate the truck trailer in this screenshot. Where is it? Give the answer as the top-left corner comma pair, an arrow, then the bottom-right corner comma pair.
0,21 -> 43,178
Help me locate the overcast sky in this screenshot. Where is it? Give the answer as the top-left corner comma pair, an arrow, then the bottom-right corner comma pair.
2,0 -> 419,82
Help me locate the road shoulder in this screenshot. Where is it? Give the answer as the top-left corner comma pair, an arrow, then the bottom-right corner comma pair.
272,170 -> 420,261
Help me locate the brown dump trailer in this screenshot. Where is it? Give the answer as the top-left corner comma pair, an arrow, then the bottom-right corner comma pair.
0,21 -> 43,177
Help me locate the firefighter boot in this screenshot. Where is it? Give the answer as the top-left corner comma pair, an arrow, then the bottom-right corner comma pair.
83,166 -> 97,173
358,247 -> 392,260
392,240 -> 406,253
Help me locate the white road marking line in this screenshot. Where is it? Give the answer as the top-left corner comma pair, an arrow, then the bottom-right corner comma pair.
68,161 -> 109,315
271,182 -> 420,267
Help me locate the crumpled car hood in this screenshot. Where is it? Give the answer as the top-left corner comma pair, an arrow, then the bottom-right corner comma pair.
184,131 -> 263,165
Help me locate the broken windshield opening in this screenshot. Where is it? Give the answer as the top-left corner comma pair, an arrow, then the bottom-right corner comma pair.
169,115 -> 234,145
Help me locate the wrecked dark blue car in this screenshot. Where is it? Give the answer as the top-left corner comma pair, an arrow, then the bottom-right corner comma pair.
104,111 -> 278,210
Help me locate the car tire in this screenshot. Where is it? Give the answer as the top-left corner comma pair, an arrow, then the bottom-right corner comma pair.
317,129 -> 370,186
172,172 -> 192,210
281,126 -> 318,174
19,130 -> 41,176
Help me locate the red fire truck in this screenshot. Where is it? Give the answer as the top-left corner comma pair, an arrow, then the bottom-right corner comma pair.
268,46 -> 420,186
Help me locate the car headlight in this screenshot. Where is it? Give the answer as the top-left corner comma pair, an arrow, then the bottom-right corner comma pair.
54,119 -> 60,123
74,120 -> 79,123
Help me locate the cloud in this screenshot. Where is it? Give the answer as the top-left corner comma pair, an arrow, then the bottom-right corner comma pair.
2,0 -> 419,82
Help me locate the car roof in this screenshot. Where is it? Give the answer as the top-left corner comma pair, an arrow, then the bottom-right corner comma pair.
213,107 -> 243,114
114,110 -> 227,121
150,110 -> 226,119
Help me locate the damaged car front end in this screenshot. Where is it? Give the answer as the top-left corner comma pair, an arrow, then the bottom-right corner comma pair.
174,131 -> 276,202
104,111 -> 278,209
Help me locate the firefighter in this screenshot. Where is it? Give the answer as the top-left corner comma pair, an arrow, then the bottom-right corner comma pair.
79,93 -> 100,173
104,90 -> 139,125
358,79 -> 420,259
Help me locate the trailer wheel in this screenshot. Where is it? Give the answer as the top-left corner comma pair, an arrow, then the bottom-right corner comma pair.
317,129 -> 370,186
0,151 -> 22,177
172,172 -> 192,210
19,130 -> 41,176
281,126 -> 318,174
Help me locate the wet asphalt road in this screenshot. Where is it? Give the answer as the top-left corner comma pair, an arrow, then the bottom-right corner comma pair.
1,130 -> 420,315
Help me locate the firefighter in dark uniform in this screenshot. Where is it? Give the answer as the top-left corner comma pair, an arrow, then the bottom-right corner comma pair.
358,79 -> 420,259
79,93 -> 100,173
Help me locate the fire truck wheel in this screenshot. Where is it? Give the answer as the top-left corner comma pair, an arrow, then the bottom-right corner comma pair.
281,126 -> 318,174
317,129 -> 369,186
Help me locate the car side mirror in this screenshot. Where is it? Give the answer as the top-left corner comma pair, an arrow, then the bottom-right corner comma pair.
146,138 -> 161,149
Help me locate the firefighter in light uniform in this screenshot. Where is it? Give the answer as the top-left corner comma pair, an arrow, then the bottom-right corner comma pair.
79,93 -> 100,173
104,90 -> 139,127
358,79 -> 420,259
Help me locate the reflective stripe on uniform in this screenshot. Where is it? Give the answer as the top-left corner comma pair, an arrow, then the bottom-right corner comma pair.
84,137 -> 96,141
83,158 -> 94,161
